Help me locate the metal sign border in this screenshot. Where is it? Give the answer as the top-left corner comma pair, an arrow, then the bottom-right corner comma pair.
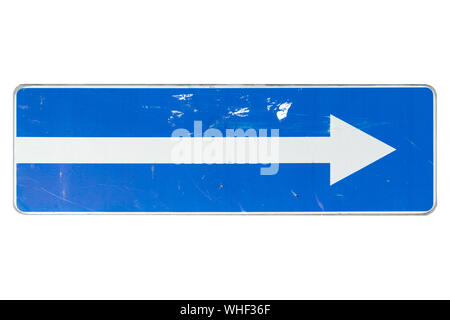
13,84 -> 437,215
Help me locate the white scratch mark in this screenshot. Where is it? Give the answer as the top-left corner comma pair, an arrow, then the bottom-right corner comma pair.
172,94 -> 193,101
276,102 -> 292,120
192,180 -> 213,201
266,98 -> 274,110
227,107 -> 250,118
168,110 -> 185,124
170,110 -> 184,118
405,138 -> 421,150
290,190 -> 300,198
142,105 -> 161,109
39,187 -> 94,211
238,202 -> 246,212
314,193 -> 325,211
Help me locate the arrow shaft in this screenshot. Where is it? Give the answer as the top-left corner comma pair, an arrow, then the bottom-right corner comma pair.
15,137 -> 333,164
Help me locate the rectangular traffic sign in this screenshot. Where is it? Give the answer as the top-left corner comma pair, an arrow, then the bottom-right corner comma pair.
14,85 -> 436,214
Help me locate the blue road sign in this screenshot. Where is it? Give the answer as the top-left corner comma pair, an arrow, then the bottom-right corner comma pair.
14,85 -> 436,214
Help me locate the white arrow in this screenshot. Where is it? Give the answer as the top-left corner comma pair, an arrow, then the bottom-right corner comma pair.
15,115 -> 395,185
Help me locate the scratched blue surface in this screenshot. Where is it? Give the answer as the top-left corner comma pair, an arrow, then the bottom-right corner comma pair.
16,87 -> 434,212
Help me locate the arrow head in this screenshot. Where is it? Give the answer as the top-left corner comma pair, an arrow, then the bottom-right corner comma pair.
329,115 -> 396,185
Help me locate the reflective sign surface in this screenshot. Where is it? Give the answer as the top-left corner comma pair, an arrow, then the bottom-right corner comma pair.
14,85 -> 435,214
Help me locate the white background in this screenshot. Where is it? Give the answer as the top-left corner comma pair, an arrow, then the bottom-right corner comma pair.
0,0 -> 447,299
